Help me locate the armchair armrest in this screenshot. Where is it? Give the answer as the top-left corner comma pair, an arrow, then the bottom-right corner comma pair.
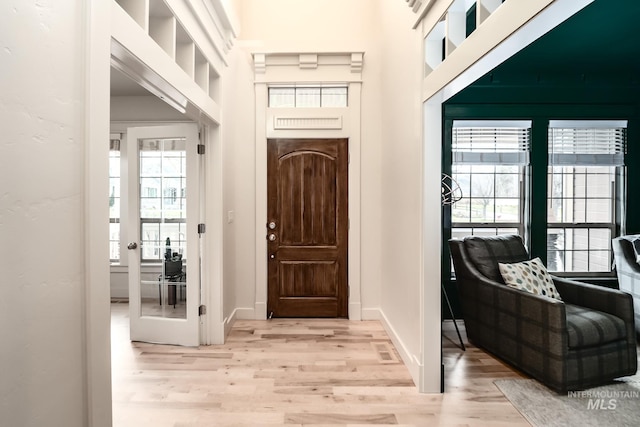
472,276 -> 568,335
552,276 -> 634,323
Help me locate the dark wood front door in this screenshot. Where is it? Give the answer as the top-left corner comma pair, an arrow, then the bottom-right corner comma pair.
267,138 -> 348,318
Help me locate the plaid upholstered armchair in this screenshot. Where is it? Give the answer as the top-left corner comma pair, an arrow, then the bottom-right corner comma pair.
449,234 -> 637,392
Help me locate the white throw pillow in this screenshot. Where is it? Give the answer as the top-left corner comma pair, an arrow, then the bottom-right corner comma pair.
498,257 -> 562,300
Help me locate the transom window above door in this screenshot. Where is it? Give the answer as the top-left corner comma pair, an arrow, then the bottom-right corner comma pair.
268,86 -> 348,108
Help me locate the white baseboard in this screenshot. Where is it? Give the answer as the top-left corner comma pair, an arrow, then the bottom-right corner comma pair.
223,309 -> 238,338
374,308 -> 420,387
217,308 -> 256,344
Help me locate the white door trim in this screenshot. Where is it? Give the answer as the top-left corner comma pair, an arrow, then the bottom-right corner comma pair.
252,52 -> 364,320
86,0 -> 231,421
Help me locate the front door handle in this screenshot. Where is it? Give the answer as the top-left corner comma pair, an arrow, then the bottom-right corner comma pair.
127,242 -> 138,250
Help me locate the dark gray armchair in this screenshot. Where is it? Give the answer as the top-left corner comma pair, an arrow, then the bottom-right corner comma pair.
612,235 -> 640,335
449,234 -> 637,392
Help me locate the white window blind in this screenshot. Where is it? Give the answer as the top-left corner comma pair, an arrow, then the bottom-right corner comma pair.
452,120 -> 531,165
548,120 -> 627,166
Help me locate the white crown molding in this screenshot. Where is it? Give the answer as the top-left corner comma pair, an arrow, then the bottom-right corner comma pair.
252,51 -> 365,83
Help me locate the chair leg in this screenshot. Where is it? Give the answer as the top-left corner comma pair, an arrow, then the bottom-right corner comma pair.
442,284 -> 465,351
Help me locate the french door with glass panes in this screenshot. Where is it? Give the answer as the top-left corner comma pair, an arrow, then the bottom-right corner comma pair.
127,124 -> 200,346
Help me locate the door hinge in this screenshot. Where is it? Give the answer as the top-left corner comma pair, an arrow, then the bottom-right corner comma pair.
198,223 -> 206,234
199,305 -> 207,316
197,144 -> 205,155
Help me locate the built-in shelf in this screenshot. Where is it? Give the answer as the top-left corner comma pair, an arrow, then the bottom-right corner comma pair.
176,22 -> 195,78
423,0 -> 506,77
115,0 -> 149,31
113,0 -> 220,106
424,20 -> 445,77
149,0 -> 176,59
195,47 -> 210,93
209,66 -> 220,103
478,0 -> 503,25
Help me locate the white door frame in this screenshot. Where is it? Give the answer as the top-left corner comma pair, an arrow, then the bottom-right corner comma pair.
85,1 -> 113,425
252,52 -> 365,320
85,1 -> 228,424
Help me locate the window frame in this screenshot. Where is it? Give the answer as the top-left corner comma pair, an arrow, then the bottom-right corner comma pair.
109,137 -> 121,263
138,137 -> 188,264
450,120 -> 532,245
268,85 -> 348,108
451,165 -> 528,239
546,121 -> 627,276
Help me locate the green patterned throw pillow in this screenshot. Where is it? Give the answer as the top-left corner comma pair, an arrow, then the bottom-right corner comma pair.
498,257 -> 562,300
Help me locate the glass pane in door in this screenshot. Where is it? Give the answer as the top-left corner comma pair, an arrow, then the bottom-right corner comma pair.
139,137 -> 187,319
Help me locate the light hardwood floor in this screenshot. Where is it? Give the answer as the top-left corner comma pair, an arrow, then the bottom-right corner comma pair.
111,302 -> 529,426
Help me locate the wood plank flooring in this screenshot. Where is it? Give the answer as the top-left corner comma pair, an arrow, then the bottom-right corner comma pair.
111,302 -> 529,426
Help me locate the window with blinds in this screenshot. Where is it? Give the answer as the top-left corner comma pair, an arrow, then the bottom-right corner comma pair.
451,121 -> 531,240
547,120 -> 627,274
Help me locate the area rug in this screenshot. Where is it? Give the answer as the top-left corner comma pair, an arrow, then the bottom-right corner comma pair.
494,374 -> 640,427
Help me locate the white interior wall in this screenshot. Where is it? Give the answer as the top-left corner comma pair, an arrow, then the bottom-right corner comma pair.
377,0 -> 430,388
221,44 -> 257,328
0,1 -> 92,425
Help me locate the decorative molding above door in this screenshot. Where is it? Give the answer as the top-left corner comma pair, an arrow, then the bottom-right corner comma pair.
252,52 -> 364,82
273,115 -> 343,130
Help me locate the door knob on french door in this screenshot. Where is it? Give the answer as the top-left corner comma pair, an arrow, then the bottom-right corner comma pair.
127,242 -> 138,250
